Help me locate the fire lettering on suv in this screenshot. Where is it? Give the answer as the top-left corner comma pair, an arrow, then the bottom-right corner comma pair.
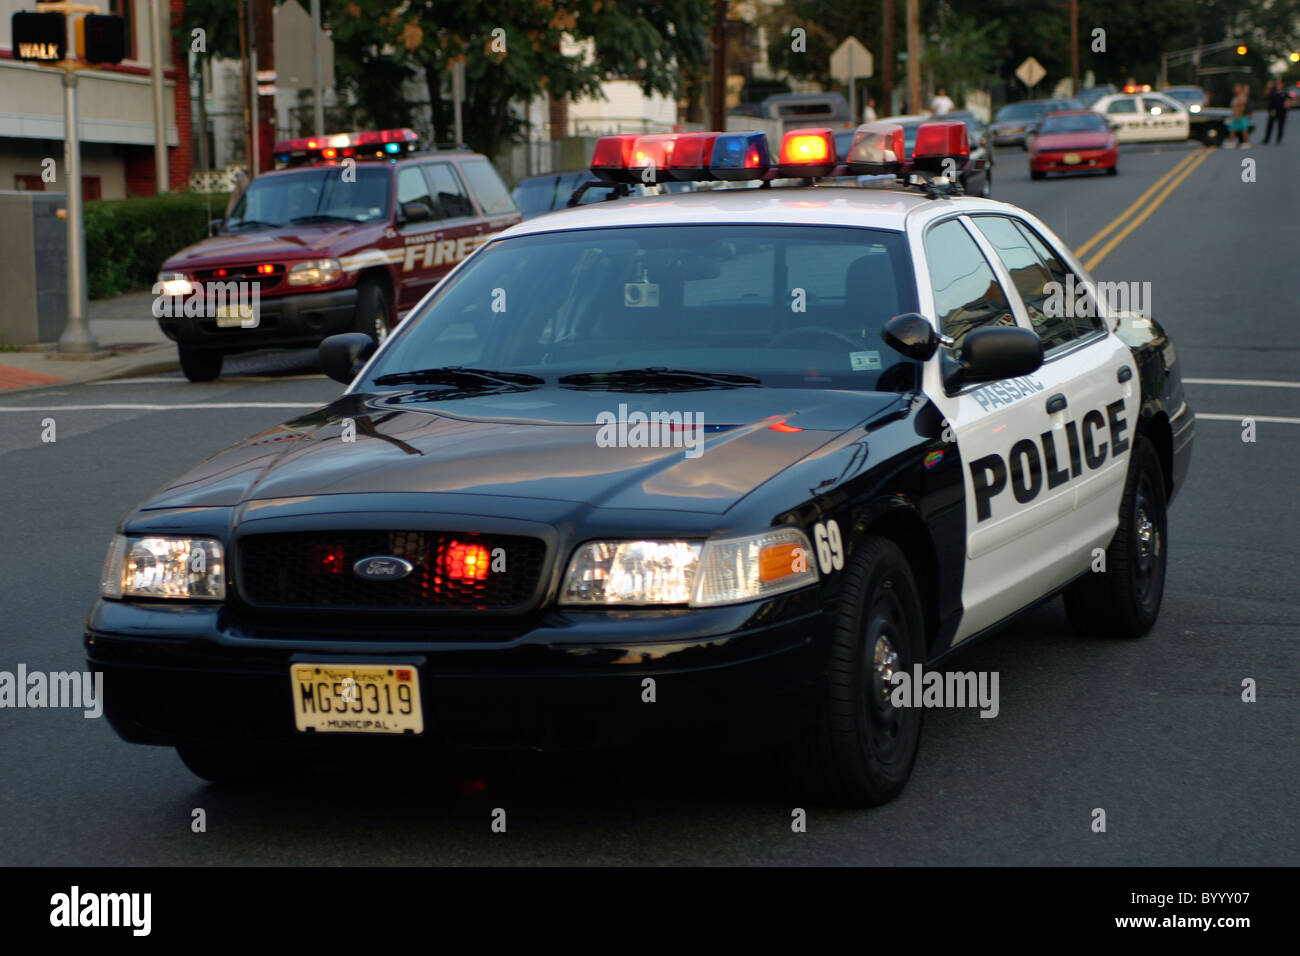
968,399 -> 1130,521
401,234 -> 493,272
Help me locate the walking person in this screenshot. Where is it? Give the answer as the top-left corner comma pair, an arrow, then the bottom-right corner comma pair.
1225,83 -> 1251,148
930,88 -> 955,115
862,98 -> 878,124
1263,79 -> 1287,144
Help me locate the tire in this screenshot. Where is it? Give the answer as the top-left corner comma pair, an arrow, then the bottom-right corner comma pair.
1063,436 -> 1168,638
780,537 -> 926,807
1030,170 -> 1045,180
178,347 -> 222,382
352,279 -> 392,344
177,745 -> 285,784
1106,164 -> 1118,176
1202,124 -> 1222,146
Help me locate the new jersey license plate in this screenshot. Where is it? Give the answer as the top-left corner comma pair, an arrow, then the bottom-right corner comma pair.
290,663 -> 423,734
1063,152 -> 1082,164
213,304 -> 252,327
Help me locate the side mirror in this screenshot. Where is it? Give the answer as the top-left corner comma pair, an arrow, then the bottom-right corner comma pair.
882,313 -> 939,361
943,326 -> 1042,392
319,332 -> 378,385
398,202 -> 434,224
208,219 -> 224,236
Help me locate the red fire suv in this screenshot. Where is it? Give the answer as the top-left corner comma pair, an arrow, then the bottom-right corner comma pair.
155,129 -> 521,381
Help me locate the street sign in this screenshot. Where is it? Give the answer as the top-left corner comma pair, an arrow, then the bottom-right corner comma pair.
12,11 -> 66,62
76,13 -> 125,64
1016,56 -> 1047,89
831,37 -> 873,84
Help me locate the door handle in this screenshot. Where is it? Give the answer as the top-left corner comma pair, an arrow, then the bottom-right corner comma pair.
1117,365 -> 1133,383
1046,393 -> 1068,414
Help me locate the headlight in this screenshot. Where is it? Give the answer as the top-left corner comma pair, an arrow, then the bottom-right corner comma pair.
157,272 -> 194,296
1190,104 -> 1201,113
100,535 -> 226,600
286,259 -> 341,286
558,528 -> 817,607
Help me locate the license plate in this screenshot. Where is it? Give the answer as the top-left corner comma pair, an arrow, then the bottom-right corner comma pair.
1063,152 -> 1082,164
290,663 -> 423,734
213,304 -> 252,327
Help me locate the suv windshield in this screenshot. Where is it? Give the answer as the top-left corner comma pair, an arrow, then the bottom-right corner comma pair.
361,224 -> 919,392
226,166 -> 391,229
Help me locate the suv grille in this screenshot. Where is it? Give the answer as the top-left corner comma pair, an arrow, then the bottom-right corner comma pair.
238,531 -> 546,611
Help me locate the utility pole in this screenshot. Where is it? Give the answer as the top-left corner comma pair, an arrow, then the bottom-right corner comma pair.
882,0 -> 894,116
238,0 -> 252,177
247,0 -> 259,178
148,0 -> 167,192
1070,0 -> 1079,95
310,0 -> 324,135
906,0 -> 920,114
711,0 -> 727,130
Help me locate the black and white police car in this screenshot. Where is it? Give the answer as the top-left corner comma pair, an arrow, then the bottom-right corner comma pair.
88,122 -> 1193,806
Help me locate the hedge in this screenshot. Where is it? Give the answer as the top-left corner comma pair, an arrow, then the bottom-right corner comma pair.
85,191 -> 230,300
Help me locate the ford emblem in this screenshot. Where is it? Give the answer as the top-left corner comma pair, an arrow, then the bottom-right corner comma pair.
353,555 -> 414,581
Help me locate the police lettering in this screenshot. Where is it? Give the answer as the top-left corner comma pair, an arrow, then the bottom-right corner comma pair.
970,399 -> 1128,521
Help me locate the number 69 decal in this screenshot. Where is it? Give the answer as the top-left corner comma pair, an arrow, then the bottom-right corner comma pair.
812,520 -> 844,574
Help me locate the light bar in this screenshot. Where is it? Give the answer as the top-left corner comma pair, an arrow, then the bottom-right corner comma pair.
591,134 -> 641,183
846,122 -> 906,175
708,131 -> 772,180
272,128 -> 420,167
663,132 -> 717,180
912,121 -> 969,173
629,133 -> 679,182
777,127 -> 837,178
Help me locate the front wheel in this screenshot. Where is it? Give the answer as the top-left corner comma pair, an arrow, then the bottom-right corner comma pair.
178,347 -> 222,382
352,280 -> 392,345
1063,436 -> 1168,637
780,537 -> 926,807
1030,170 -> 1045,180
1106,164 -> 1118,176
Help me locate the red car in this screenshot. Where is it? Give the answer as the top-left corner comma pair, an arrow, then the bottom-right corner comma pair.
1029,110 -> 1118,179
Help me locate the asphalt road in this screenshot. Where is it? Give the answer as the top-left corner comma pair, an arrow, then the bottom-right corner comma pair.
1,139 -> 1296,866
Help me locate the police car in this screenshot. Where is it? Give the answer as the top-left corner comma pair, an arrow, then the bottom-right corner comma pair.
154,129 -> 520,382
90,122 -> 1193,806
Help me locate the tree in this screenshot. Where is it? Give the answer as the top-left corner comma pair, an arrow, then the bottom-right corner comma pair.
326,0 -> 710,159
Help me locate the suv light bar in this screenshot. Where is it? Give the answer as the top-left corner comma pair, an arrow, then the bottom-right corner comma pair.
273,128 -> 420,167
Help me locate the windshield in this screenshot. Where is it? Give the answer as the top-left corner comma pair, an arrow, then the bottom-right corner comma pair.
1165,89 -> 1201,103
1039,113 -> 1108,134
996,103 -> 1045,121
226,166 -> 391,229
360,224 -> 920,392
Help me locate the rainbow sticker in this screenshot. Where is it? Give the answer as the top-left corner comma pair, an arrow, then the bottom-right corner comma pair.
924,449 -> 945,469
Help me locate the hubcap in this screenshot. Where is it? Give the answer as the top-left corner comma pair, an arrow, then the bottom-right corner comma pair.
1132,480 -> 1163,606
872,633 -> 899,707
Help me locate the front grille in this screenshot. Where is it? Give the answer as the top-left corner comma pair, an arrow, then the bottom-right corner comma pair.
238,531 -> 547,611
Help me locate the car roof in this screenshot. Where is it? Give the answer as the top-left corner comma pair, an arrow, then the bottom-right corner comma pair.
496,186 -> 1011,238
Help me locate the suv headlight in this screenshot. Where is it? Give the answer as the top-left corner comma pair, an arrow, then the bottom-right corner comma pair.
101,535 -> 226,600
286,258 -> 341,286
559,528 -> 817,607
157,272 -> 194,296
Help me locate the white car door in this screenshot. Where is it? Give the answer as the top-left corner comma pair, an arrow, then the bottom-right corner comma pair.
1143,94 -> 1190,141
1103,96 -> 1144,142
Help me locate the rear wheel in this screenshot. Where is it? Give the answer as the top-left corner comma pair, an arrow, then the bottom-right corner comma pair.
352,279 -> 392,344
780,537 -> 925,807
178,347 -> 222,382
1063,436 -> 1167,638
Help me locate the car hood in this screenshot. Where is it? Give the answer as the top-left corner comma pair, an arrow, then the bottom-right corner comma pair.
161,222 -> 385,271
140,387 -> 905,516
1033,131 -> 1113,150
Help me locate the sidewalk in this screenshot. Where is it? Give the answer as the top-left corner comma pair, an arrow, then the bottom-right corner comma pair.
0,291 -> 178,393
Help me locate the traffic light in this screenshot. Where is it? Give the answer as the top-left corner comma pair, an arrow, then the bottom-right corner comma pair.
1236,45 -> 1247,55
76,14 -> 126,65
1290,51 -> 1300,63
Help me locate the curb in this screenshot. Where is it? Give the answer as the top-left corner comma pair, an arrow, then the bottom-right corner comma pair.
0,346 -> 179,396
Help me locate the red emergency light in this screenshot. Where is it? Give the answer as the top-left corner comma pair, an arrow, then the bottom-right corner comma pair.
911,121 -> 969,173
272,128 -> 420,167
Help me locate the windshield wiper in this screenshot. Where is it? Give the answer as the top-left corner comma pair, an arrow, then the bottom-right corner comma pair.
372,366 -> 545,389
225,219 -> 280,231
289,214 -> 358,225
558,367 -> 761,391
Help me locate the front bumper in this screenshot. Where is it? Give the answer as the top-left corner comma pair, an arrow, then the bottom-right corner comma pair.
85,590 -> 830,755
1030,149 -> 1116,173
157,287 -> 359,353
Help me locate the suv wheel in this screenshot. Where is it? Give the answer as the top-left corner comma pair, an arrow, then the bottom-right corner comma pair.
353,280 -> 392,344
1063,436 -> 1168,637
780,536 -> 925,807
178,348 -> 222,382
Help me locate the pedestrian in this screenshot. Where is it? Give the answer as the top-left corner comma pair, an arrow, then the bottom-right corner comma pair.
1263,78 -> 1287,144
1225,83 -> 1251,148
930,88 -> 955,115
862,98 -> 878,124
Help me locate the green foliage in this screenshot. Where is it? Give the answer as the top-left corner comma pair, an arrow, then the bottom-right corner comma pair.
85,193 -> 230,300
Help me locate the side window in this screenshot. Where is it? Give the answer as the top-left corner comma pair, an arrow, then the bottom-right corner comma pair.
1107,98 -> 1137,114
970,216 -> 1075,352
924,219 -> 1016,356
425,163 -> 474,220
1013,221 -> 1106,335
396,167 -> 433,220
1142,96 -> 1169,115
459,158 -> 518,216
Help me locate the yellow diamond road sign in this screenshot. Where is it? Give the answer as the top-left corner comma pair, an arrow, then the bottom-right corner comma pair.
1016,56 -> 1046,88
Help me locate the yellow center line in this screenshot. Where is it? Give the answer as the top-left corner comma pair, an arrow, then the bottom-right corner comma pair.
1082,147 -> 1213,272
1072,149 -> 1201,259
